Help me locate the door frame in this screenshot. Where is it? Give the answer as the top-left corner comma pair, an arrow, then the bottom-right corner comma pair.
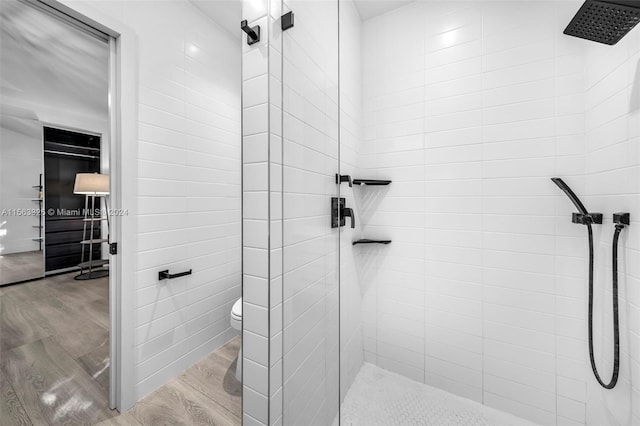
31,0 -> 139,411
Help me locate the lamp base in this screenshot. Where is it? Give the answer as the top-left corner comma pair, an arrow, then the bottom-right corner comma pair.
74,269 -> 109,280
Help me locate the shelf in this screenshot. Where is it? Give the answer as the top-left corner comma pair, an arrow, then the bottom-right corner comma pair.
78,259 -> 109,269
32,225 -> 43,229
352,239 -> 391,246
80,238 -> 108,244
83,217 -> 108,222
353,179 -> 391,186
31,199 -> 43,202
32,237 -> 43,242
32,185 -> 43,189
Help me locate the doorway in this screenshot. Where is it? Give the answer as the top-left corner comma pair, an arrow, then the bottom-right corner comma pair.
0,0 -> 118,421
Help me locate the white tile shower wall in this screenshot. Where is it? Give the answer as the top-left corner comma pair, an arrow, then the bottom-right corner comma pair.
361,0 -> 428,386
280,0 -> 340,425
583,23 -> 640,426
360,1 -> 639,425
58,0 -> 242,404
269,2 -> 284,424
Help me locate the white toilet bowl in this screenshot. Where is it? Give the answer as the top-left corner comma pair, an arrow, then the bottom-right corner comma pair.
230,297 -> 242,381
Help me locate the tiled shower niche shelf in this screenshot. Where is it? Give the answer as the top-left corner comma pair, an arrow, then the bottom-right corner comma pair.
352,239 -> 392,246
353,179 -> 391,186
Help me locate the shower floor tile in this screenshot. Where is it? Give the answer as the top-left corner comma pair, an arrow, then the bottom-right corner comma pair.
339,363 -> 537,426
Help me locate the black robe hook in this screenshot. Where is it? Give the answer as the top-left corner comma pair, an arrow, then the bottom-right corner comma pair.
240,20 -> 260,45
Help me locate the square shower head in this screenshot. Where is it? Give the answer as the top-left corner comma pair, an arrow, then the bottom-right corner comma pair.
564,0 -> 640,45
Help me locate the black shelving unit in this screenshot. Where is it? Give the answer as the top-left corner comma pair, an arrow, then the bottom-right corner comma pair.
32,174 -> 43,251
44,127 -> 102,272
353,179 -> 391,186
352,239 -> 391,246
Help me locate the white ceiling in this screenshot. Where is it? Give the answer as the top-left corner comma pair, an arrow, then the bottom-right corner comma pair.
0,0 -> 109,122
353,0 -> 415,21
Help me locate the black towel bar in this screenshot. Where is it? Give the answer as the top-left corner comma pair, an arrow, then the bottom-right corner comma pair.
159,269 -> 192,280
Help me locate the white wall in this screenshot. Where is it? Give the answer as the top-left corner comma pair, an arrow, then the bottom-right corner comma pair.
130,1 -> 242,399
60,0 -> 242,403
0,110 -> 43,254
358,1 -> 640,425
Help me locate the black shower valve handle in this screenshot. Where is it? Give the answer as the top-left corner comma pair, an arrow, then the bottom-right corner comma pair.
343,207 -> 355,228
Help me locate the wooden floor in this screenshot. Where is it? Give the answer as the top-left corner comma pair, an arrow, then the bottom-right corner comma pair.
0,274 -> 242,425
0,251 -> 44,285
97,338 -> 241,426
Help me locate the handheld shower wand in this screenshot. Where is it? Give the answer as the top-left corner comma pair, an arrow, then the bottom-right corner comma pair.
550,178 -> 588,214
551,178 -> 629,389
551,178 -> 602,224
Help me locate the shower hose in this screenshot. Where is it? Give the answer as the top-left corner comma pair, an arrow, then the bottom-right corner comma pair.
586,222 -> 624,389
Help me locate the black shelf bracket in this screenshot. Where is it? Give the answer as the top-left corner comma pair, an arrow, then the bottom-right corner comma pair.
353,179 -> 391,186
336,174 -> 352,187
353,239 -> 391,246
159,269 -> 192,280
241,20 -> 260,45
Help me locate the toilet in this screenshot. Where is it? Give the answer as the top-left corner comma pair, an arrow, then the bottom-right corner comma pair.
230,297 -> 242,381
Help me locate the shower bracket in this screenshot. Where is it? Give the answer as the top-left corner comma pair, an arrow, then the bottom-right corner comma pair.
613,212 -> 630,226
572,212 -> 603,225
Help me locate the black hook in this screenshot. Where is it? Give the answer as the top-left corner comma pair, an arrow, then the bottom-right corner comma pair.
241,20 -> 260,45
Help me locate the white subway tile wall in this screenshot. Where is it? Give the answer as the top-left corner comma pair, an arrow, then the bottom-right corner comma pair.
242,0 -> 271,424
359,1 -> 640,425
269,3 -> 284,425
584,13 -> 640,426
280,0 -> 341,425
132,0 -> 241,398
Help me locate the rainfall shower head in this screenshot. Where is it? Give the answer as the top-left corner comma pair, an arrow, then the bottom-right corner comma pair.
551,178 -> 589,215
564,0 -> 640,45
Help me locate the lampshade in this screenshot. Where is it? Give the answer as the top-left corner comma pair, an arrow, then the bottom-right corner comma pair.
73,173 -> 109,195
